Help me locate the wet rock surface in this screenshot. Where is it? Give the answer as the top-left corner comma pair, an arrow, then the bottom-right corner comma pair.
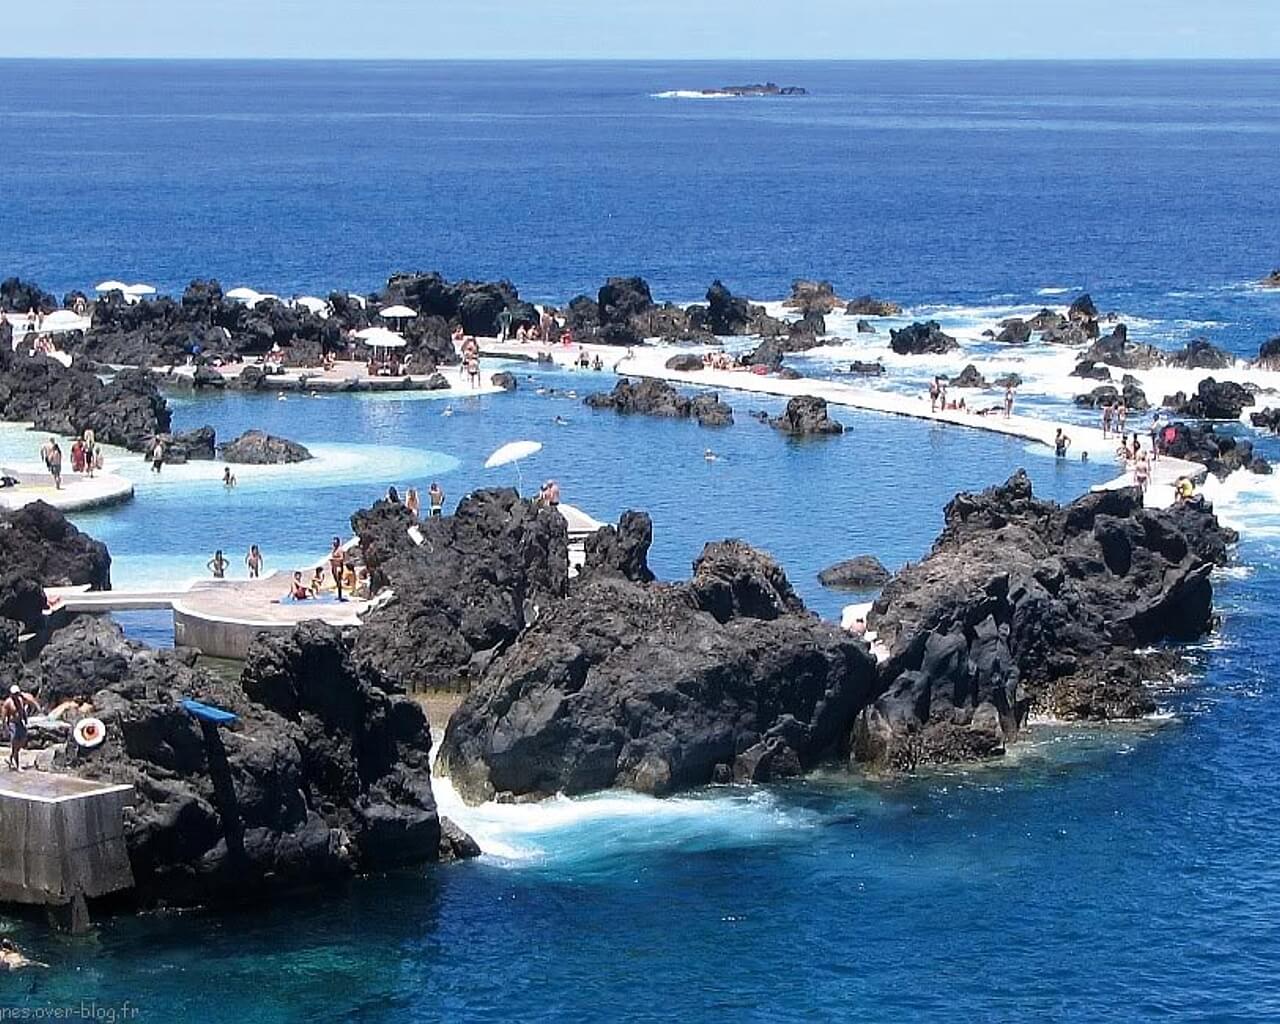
438,540 -> 879,803
853,471 -> 1235,770
818,555 -> 891,590
218,430 -> 313,464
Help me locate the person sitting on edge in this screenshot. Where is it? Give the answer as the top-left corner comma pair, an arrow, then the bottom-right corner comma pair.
289,571 -> 310,601
428,481 -> 445,516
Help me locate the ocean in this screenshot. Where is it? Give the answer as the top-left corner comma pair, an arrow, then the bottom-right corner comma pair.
2,60 -> 1280,1022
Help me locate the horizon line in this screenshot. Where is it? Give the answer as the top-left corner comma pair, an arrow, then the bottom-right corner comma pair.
0,55 -> 1277,64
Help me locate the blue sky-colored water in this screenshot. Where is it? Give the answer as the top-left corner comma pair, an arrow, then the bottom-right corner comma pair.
4,60 -> 1280,1022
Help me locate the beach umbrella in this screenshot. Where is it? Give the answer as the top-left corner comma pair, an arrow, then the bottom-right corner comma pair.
347,293 -> 368,309
94,280 -> 129,293
293,295 -> 329,316
356,326 -> 407,347
124,283 -> 156,297
380,304 -> 417,320
484,439 -> 543,491
225,286 -> 262,302
41,310 -> 84,331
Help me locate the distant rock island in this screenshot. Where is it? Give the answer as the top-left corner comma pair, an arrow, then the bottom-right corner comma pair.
709,82 -> 807,97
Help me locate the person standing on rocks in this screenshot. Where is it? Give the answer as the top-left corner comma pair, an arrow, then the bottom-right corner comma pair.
2,685 -> 40,771
406,487 -> 421,517
428,481 -> 445,516
329,536 -> 346,601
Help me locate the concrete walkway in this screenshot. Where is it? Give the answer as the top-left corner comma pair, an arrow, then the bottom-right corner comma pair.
0,464 -> 134,512
478,338 -> 1205,509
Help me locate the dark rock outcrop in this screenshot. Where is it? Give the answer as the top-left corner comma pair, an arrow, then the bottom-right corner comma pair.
351,490 -> 569,692
0,354 -> 171,452
784,280 -> 841,315
437,540 -> 880,803
889,321 -> 959,356
665,353 -> 704,372
1080,324 -> 1163,370
845,296 -> 903,317
0,502 -> 110,628
1070,360 -> 1112,381
581,510 -> 656,583
34,618 -> 475,908
0,278 -> 57,313
584,378 -> 732,426
995,319 -> 1031,345
218,430 -> 313,464
1163,378 -> 1255,420
159,426 -> 216,463
1170,339 -> 1233,370
818,555 -> 891,590
852,471 -> 1235,769
951,364 -> 986,389
490,371 -> 517,391
1250,408 -> 1280,433
765,396 -> 844,436
1162,422 -> 1268,478
855,320 -> 876,334
849,360 -> 884,375
1257,336 -> 1280,370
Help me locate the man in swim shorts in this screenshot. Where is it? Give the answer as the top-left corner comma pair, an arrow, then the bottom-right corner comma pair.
2,685 -> 39,771
1054,429 -> 1071,458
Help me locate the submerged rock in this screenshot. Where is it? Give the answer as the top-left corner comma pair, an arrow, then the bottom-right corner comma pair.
219,430 -> 313,464
1080,324 -> 1163,370
584,377 -> 732,426
1163,377 -> 1255,420
845,296 -> 903,317
852,471 -> 1235,770
1169,339 -> 1233,370
437,540 -> 879,803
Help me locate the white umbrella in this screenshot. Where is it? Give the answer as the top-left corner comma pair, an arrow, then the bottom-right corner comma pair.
41,310 -> 84,331
347,293 -> 368,309
124,283 -> 156,297
355,326 -> 406,344
293,296 -> 329,316
484,439 -> 543,491
225,287 -> 262,302
94,280 -> 129,293
380,304 -> 417,320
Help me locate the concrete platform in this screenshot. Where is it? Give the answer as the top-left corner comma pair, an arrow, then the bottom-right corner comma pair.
0,770 -> 134,906
173,572 -> 370,659
0,463 -> 134,512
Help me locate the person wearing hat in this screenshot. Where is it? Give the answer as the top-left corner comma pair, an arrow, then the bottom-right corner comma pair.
1,685 -> 39,771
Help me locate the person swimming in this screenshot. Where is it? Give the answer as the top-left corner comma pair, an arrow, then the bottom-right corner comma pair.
0,938 -> 47,971
704,449 -> 718,462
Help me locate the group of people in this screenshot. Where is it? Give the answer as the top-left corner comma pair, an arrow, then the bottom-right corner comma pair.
285,536 -> 370,603
39,431 -> 103,490
927,377 -> 1017,419
385,481 -> 447,516
1100,400 -> 1130,438
207,543 -> 263,580
574,348 -> 605,371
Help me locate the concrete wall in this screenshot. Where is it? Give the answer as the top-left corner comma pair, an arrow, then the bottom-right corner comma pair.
173,607 -> 295,660
0,787 -> 134,905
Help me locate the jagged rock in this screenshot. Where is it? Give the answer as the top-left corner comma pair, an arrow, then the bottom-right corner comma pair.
1257,337 -> 1280,370
161,426 -> 216,463
0,502 -> 110,628
34,618 -> 475,908
581,511 -> 656,583
1027,309 -> 1066,332
437,540 -> 879,803
0,353 -> 171,453
351,490 -> 569,692
853,471 -> 1235,770
1169,339 -> 1233,370
1163,422 -> 1267,478
845,296 -> 903,317
1071,360 -> 1112,381
1068,293 -> 1099,322
951,364 -> 986,388
1164,378 -> 1255,420
219,430 -> 313,464
849,360 -> 884,375
1250,408 -> 1280,433
993,373 -> 1023,389
192,365 -> 226,389
855,320 -> 876,334
818,555 -> 891,590
766,396 -> 843,436
584,378 -> 732,427
1080,324 -> 1163,370
784,280 -> 840,315
0,278 -> 57,313
690,393 -> 734,427
889,321 -> 959,356
1041,324 -> 1092,346
490,371 -> 517,391
995,319 -> 1031,345
1259,270 -> 1280,289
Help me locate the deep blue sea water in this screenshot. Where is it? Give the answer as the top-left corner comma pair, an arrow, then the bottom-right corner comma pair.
2,61 -> 1280,1022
